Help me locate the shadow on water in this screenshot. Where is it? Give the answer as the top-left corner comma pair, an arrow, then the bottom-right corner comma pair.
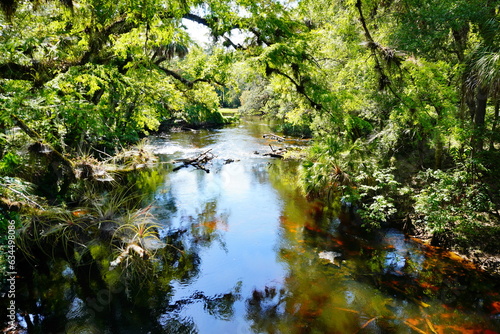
3,117 -> 500,333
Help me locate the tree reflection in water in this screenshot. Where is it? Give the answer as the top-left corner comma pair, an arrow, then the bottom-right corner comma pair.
243,160 -> 500,333
9,165 -> 243,333
8,125 -> 500,333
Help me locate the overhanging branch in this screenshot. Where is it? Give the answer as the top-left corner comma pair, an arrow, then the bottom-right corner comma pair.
266,64 -> 322,110
157,66 -> 224,88
0,16 -> 136,83
79,16 -> 136,65
183,12 -> 244,49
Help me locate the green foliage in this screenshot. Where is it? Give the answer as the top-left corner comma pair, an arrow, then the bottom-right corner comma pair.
0,0 -> 235,154
0,152 -> 21,175
0,208 -> 19,282
239,75 -> 274,115
358,195 -> 396,227
267,0 -> 500,243
344,167 -> 407,230
413,166 -> 495,237
176,82 -> 226,126
0,210 -> 9,239
272,122 -> 312,138
298,138 -> 353,205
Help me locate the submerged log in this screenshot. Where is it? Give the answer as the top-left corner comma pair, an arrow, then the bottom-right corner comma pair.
263,152 -> 284,159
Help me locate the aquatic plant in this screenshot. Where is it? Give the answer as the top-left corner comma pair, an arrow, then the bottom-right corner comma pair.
111,205 -> 164,261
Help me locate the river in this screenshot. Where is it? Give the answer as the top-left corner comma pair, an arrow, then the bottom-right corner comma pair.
7,117 -> 500,333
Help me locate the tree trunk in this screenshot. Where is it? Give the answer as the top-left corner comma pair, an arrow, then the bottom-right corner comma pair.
12,114 -> 76,180
490,100 -> 500,151
474,87 -> 489,152
451,25 -> 469,63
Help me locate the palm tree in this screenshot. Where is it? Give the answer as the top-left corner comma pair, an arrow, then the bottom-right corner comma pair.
465,47 -> 500,152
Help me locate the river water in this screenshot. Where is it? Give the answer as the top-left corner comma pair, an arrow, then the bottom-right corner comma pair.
145,118 -> 500,333
7,117 -> 500,333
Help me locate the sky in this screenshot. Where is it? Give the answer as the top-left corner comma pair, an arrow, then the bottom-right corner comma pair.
182,18 -> 212,46
182,18 -> 248,48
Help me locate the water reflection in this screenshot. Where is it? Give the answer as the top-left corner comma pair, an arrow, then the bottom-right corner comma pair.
154,120 -> 499,333
7,118 -> 500,333
151,132 -> 287,332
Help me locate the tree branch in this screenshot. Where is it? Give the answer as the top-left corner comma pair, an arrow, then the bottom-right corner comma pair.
183,13 -> 245,50
79,16 -> 136,65
355,0 -> 389,90
157,66 -> 224,88
266,64 -> 322,110
0,16 -> 136,84
183,13 -> 211,26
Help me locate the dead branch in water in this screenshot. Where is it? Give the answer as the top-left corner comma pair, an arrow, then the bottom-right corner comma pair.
263,133 -> 285,142
173,149 -> 214,172
263,144 -> 287,158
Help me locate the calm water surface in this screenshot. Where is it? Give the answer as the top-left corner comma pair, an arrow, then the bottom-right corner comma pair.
146,119 -> 500,333
8,118 -> 500,333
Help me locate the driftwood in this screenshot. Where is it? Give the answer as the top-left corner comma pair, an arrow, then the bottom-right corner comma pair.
173,149 -> 214,172
263,133 -> 285,142
262,144 -> 287,159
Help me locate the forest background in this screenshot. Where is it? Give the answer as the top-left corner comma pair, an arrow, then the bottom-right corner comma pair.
0,0 -> 499,276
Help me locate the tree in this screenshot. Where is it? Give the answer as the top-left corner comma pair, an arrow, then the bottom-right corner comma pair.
0,0 -> 236,154
386,0 -> 500,153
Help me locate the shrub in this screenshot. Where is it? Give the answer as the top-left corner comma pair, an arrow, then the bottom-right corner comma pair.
412,167 -> 495,238
0,152 -> 21,176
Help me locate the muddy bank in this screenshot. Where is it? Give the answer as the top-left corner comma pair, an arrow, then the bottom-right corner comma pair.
403,217 -> 500,278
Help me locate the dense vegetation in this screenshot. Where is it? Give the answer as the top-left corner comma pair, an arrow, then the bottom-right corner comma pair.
1,0 -> 499,292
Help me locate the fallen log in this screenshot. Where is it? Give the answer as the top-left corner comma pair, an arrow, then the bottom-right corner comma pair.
262,144 -> 287,158
173,149 -> 214,172
263,133 -> 285,142
263,152 -> 284,159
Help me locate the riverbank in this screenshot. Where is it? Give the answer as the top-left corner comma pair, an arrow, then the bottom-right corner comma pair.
406,218 -> 500,278
390,161 -> 500,279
